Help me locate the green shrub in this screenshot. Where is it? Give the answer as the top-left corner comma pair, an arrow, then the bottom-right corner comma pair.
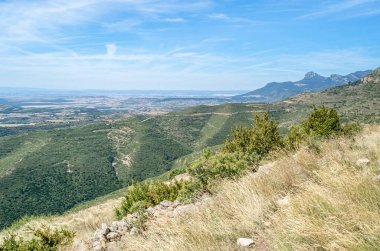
168,167 -> 187,180
284,125 -> 306,151
224,112 -> 283,158
188,152 -> 252,187
301,105 -> 341,138
341,122 -> 362,137
116,180 -> 190,219
285,106 -> 353,151
0,226 -> 75,251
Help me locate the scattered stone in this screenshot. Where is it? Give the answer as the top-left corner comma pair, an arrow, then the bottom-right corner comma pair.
159,200 -> 173,208
257,163 -> 272,174
92,231 -> 107,251
373,175 -> 380,182
356,158 -> 370,166
237,238 -> 255,247
90,193 -> 211,248
277,196 -> 290,206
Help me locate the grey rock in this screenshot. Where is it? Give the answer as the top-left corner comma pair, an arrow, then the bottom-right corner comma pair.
100,223 -> 110,235
106,231 -> 121,242
373,175 -> 380,182
92,239 -> 107,251
159,200 -> 172,207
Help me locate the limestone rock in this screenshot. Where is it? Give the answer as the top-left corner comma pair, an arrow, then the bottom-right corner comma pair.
100,223 -> 110,235
258,163 -> 272,174
106,231 -> 121,242
237,238 -> 255,247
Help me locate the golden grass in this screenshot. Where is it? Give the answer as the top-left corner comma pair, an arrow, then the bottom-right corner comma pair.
0,198 -> 123,247
110,126 -> 380,250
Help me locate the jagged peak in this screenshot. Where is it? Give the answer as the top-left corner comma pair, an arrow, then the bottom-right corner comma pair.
304,71 -> 322,79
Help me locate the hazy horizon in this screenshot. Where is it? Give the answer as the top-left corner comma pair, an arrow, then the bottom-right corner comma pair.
1,0 -> 380,90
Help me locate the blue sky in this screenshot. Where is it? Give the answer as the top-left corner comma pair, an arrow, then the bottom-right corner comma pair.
0,0 -> 380,90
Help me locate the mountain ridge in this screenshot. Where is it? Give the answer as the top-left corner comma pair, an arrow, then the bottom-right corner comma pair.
235,69 -> 372,102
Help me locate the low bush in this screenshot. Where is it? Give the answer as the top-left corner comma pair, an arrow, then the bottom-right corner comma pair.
0,225 -> 74,251
301,105 -> 341,138
341,122 -> 362,136
116,180 -> 191,219
284,125 -> 306,151
188,151 -> 252,187
224,112 -> 282,158
285,106 -> 361,150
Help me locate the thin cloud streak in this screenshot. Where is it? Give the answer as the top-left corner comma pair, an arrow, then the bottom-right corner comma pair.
300,0 -> 380,19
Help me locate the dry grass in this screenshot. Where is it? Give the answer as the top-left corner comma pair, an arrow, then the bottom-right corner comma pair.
0,198 -> 123,246
111,126 -> 380,250
2,126 -> 380,251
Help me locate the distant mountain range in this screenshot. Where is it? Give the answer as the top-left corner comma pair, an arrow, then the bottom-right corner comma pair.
234,70 -> 372,102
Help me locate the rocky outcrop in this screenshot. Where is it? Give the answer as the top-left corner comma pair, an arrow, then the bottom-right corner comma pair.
91,195 -> 210,250
363,68 -> 380,84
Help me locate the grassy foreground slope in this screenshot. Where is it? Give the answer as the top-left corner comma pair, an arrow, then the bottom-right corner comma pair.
114,126 -> 380,250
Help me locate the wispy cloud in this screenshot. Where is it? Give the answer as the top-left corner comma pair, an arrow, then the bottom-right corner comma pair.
161,17 -> 185,23
301,0 -> 380,19
207,13 -> 252,23
103,19 -> 142,32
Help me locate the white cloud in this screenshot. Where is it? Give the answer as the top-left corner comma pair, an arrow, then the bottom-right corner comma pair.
161,17 -> 185,23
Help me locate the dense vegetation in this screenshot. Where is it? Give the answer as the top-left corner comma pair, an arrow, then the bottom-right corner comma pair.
0,124 -> 122,229
116,106 -> 358,221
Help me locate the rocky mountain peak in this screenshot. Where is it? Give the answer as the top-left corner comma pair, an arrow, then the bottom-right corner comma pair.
304,71 -> 321,79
